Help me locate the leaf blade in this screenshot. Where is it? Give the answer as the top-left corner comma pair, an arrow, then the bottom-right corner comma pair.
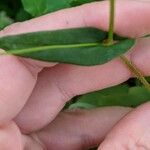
0,28 -> 135,66
69,85 -> 150,109
22,0 -> 72,17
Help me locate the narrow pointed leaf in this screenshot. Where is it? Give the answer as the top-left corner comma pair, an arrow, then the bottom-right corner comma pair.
69,85 -> 150,109
70,0 -> 97,6
0,28 -> 135,66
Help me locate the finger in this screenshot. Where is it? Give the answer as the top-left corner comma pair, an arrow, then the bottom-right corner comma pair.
0,0 -> 149,38
33,107 -> 131,150
0,122 -> 22,150
0,47 -> 57,126
0,0 -> 148,137
0,121 -> 44,150
131,38 -> 150,76
15,56 -> 131,133
15,38 -> 150,133
98,102 -> 150,150
0,50 -> 38,125
23,134 -> 45,150
13,0 -> 149,132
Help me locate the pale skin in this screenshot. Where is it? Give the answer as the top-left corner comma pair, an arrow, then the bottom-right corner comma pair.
0,0 -> 150,149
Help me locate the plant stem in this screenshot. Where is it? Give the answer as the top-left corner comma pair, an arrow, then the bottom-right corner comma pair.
107,0 -> 115,45
107,0 -> 150,91
120,56 -> 150,91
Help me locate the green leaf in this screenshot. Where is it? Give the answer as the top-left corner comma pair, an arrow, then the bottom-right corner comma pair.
69,85 -> 150,109
21,0 -> 72,17
21,0 -> 48,16
0,28 -> 135,66
15,8 -> 32,21
21,0 -> 100,17
69,84 -> 129,109
0,11 -> 13,30
70,0 -> 97,6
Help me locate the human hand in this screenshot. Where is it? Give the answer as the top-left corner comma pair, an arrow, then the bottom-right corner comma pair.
0,0 -> 149,149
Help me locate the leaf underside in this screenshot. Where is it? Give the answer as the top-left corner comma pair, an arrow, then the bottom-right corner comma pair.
0,27 -> 135,66
69,85 -> 150,109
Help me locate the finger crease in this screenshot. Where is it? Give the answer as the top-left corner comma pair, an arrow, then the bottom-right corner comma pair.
30,133 -> 47,150
53,77 -> 74,103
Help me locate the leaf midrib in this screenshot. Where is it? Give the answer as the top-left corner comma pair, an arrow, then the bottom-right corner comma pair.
2,42 -> 100,55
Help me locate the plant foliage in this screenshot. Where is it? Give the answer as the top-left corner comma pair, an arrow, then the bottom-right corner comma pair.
0,0 -> 150,113
0,28 -> 135,65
